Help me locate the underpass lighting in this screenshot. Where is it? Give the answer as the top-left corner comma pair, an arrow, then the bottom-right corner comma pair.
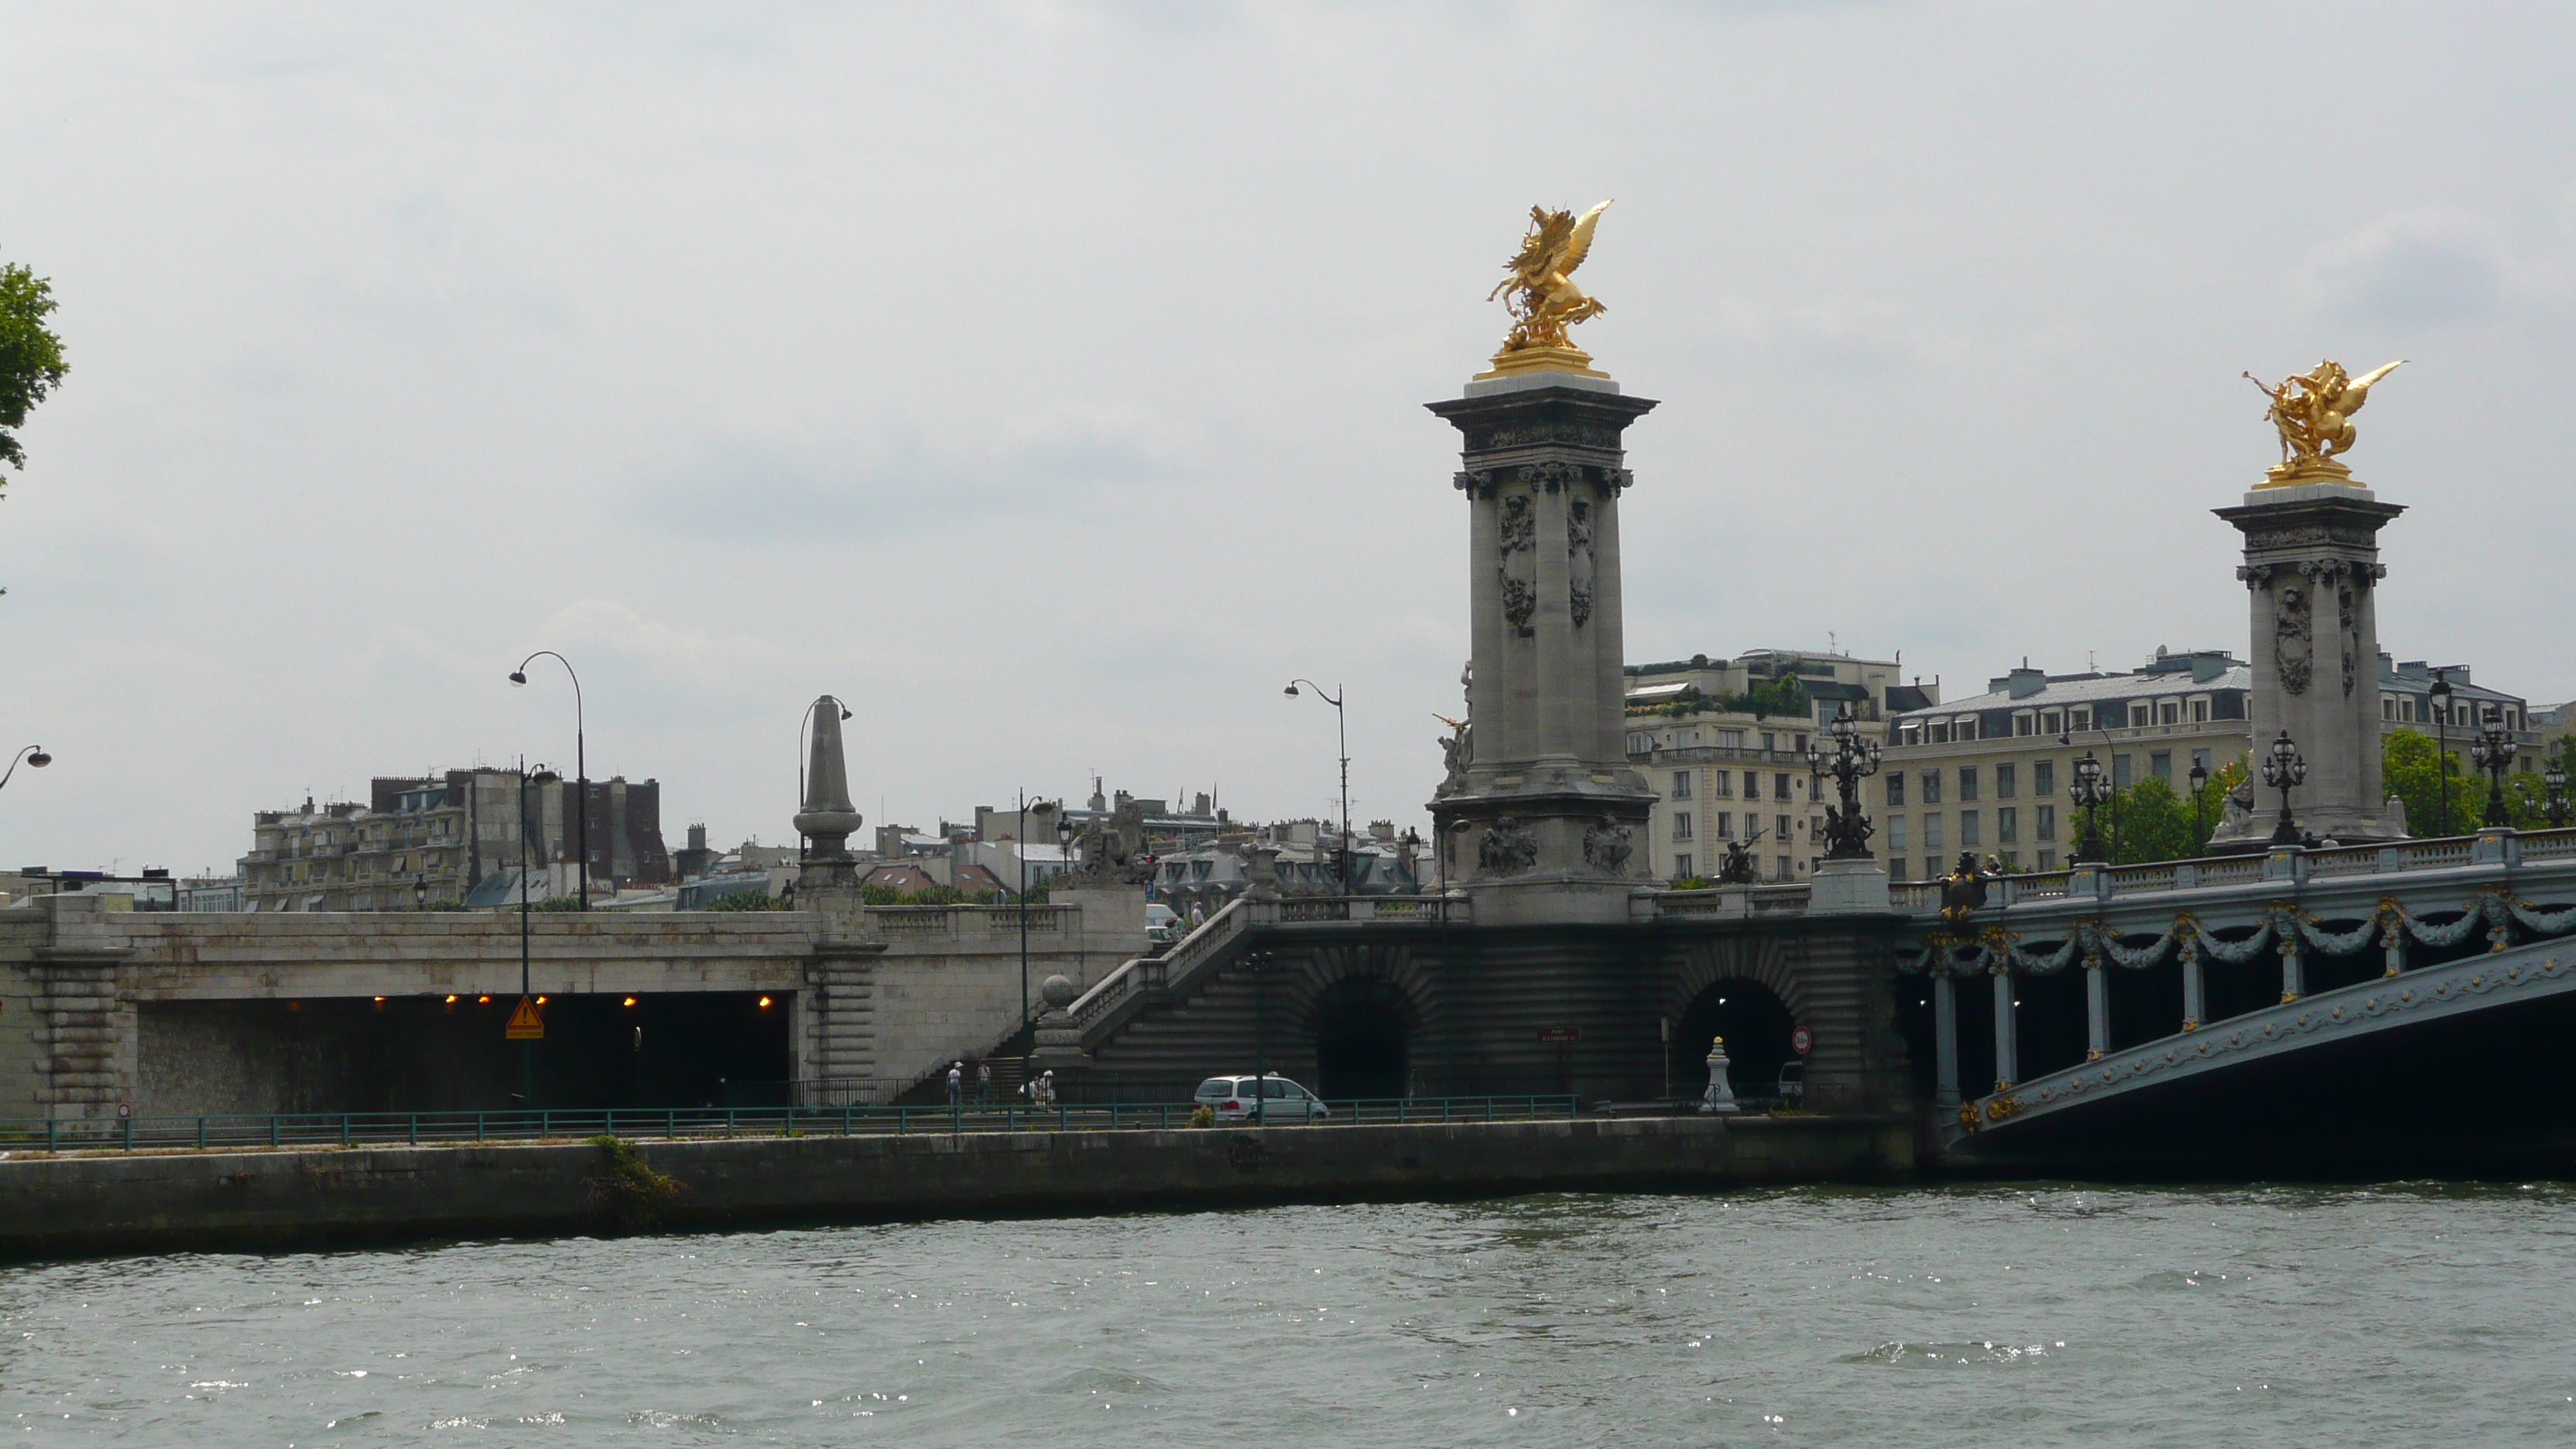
758,995 -> 773,1009
477,995 -> 491,1004
444,995 -> 458,1004
622,996 -> 638,1008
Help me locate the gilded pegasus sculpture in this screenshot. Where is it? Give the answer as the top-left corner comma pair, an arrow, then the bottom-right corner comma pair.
1488,200 -> 1612,355
2244,358 -> 2405,483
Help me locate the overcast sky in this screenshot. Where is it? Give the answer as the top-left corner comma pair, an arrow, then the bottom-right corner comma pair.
3,2 -> 2571,876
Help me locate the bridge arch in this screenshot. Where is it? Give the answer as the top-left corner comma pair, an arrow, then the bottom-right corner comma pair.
1673,978 -> 1796,1103
1267,942 -> 1439,1100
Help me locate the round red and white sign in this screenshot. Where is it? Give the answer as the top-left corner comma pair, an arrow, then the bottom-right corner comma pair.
1790,1026 -> 1813,1056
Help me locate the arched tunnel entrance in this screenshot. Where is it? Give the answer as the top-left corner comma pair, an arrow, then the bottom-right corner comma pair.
1311,976 -> 1413,1101
1676,978 -> 1797,1104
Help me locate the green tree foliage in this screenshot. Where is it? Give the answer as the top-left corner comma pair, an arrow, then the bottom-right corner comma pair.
0,255 -> 68,475
707,889 -> 790,910
2081,758 -> 2244,866
2379,727 -> 2557,834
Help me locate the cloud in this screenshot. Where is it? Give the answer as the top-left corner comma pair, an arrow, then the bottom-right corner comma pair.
2293,208 -> 2536,325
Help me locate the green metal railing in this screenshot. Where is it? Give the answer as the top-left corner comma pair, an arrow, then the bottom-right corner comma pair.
0,1095 -> 1583,1154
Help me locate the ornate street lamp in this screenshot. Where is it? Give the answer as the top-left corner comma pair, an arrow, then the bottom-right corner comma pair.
2069,751 -> 2112,863
1283,680 -> 1352,892
2187,759 -> 2210,855
2546,760 -> 2571,829
0,745 -> 50,791
2469,708 -> 2519,828
1804,704 -> 1882,860
2260,729 -> 2308,847
2429,669 -> 2454,836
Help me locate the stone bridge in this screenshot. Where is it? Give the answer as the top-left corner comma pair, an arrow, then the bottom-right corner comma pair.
1893,827 -> 2576,1172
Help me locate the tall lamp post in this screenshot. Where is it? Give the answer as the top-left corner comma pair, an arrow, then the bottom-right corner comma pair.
2470,709 -> 2518,828
510,652 -> 587,909
1244,948 -> 1276,1125
515,760 -> 561,1108
2546,760 -> 2571,829
797,695 -> 855,860
2430,670 -> 2455,836
0,745 -> 51,792
1283,680 -> 1351,892
1014,793 -> 1060,1033
2261,730 -> 2308,847
2069,752 -> 2112,864
2187,759 -> 2210,855
1804,704 -> 1883,859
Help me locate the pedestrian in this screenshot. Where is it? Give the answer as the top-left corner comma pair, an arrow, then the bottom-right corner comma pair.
946,1060 -> 962,1108
975,1060 -> 991,1105
1187,901 -> 1205,931
1040,1070 -> 1057,1108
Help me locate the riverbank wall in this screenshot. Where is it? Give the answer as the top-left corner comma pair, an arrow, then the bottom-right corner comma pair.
0,1113 -> 1917,1257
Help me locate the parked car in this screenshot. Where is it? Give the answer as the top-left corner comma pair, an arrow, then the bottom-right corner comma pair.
1147,903 -> 1181,945
1192,1074 -> 1331,1124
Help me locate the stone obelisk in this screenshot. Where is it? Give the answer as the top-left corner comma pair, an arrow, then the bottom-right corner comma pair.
2205,361 -> 2408,851
1425,201 -> 1657,923
793,695 -> 865,884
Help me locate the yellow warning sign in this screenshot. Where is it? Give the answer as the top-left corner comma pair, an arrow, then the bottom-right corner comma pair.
505,996 -> 544,1040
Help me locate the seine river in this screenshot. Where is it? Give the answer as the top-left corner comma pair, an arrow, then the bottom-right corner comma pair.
6,1184 -> 2573,1445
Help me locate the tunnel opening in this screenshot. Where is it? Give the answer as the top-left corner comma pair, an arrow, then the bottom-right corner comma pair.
1676,978 -> 1796,1105
1310,976 -> 1413,1101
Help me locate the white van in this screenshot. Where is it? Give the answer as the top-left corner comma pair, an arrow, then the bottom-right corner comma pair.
1146,903 -> 1181,944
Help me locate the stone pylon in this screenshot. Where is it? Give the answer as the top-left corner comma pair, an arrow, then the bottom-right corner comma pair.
1425,369 -> 1658,923
2207,481 -> 2406,849
793,695 -> 865,884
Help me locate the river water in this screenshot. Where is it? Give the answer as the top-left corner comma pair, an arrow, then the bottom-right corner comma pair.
6,1183 -> 2573,1445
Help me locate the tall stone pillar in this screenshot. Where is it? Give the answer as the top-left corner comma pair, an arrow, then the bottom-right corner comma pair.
2207,481 -> 2406,849
1426,371 -> 1658,923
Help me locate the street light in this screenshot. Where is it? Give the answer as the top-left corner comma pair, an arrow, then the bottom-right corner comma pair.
510,652 -> 587,909
1283,680 -> 1351,893
797,695 -> 855,861
2547,760 -> 2571,829
1804,704 -> 1882,860
2430,669 -> 2455,836
2069,752 -> 2112,863
1015,793 -> 1059,1034
2470,708 -> 2519,828
0,745 -> 50,791
1244,948 -> 1276,1125
2260,730 -> 2308,847
515,760 -> 562,1109
2187,759 -> 2210,855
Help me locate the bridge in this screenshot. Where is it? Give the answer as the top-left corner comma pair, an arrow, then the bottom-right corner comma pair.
1893,827 -> 2576,1172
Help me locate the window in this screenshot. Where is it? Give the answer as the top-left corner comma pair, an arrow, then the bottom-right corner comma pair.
2113,754 -> 2134,789
1674,854 -> 1693,879
1743,770 -> 1760,799
1775,856 -> 1792,882
2070,707 -> 2091,731
1716,812 -> 1733,839
1776,814 -> 1792,843
1671,771 -> 1692,800
1996,762 -> 2017,800
1961,810 -> 1981,846
2158,701 -> 2179,725
1628,734 -> 1651,754
1760,732 -> 1776,752
2038,848 -> 2055,869
2037,803 -> 2057,840
1712,770 -> 1734,798
1921,770 -> 1943,804
1929,721 -> 1951,744
2151,751 -> 2172,783
2191,698 -> 2211,723
1673,812 -> 1694,841
1959,767 -> 1980,802
2042,710 -> 2061,735
1997,807 -> 2018,844
1889,816 -> 1907,850
1886,772 -> 1906,807
1718,729 -> 1744,748
2034,760 -> 2056,796
2129,702 -> 2151,728
2015,713 -> 2034,737
1774,773 -> 1792,802
1793,734 -> 1808,754
2382,696 -> 2396,721
1923,814 -> 1945,849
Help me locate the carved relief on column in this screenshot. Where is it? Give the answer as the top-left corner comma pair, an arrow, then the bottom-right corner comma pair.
1567,495 -> 1595,629
2273,580 -> 2314,696
1498,486 -> 1536,639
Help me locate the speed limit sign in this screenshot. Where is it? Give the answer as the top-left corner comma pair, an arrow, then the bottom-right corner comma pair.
1790,1026 -> 1813,1056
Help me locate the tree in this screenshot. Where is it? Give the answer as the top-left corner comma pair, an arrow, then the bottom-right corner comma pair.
0,255 -> 68,476
2102,776 -> 2195,865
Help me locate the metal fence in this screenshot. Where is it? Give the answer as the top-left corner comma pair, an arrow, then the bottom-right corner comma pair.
0,1095 -> 1584,1154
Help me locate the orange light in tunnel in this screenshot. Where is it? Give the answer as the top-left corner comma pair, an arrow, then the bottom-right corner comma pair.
622,996 -> 638,1008
536,995 -> 549,1005
478,995 -> 491,1004
373,996 -> 385,1003
758,995 -> 773,1009
444,995 -> 458,1004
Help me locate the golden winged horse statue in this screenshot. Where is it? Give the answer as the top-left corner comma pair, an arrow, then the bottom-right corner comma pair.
2244,358 -> 2405,482
1488,200 -> 1612,355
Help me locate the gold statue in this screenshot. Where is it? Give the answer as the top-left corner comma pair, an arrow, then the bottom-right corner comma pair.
1477,200 -> 1613,379
2244,358 -> 2404,485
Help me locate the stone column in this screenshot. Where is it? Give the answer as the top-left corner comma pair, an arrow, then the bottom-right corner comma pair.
2084,957 -> 2108,1060
2180,941 -> 2206,1031
1990,964 -> 2018,1091
1932,972 -> 1960,1107
2208,483 -> 2406,848
1426,372 -> 1659,925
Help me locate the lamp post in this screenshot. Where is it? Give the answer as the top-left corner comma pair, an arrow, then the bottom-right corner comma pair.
515,760 -> 561,1109
1283,680 -> 1351,892
0,745 -> 50,792
1245,948 -> 1276,1125
2069,751 -> 2112,864
2187,759 -> 2210,855
510,652 -> 587,909
1804,704 -> 1883,859
413,872 -> 428,911
2260,729 -> 2308,847
2546,760 -> 2571,829
797,695 -> 855,860
2430,670 -> 2454,836
2470,709 -> 2518,828
1016,792 -> 1059,1033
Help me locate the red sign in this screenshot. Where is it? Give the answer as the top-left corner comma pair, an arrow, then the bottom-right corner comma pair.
1536,1026 -> 1581,1044
1790,1026 -> 1813,1056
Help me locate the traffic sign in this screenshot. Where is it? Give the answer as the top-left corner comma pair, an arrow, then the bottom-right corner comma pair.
1790,1026 -> 1812,1056
1536,1026 -> 1581,1044
505,996 -> 545,1040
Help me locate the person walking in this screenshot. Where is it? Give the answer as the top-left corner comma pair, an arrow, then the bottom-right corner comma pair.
975,1060 -> 991,1106
1187,901 -> 1205,932
946,1061 -> 963,1108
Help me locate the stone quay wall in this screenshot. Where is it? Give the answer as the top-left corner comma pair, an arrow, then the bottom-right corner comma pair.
0,1113 -> 1919,1257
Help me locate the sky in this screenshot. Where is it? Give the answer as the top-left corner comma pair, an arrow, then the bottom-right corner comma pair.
2,2 -> 2572,877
